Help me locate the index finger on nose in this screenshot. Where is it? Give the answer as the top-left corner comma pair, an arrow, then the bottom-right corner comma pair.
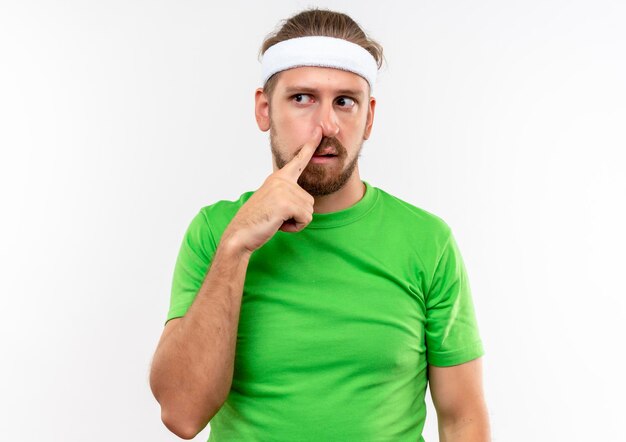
280,127 -> 322,182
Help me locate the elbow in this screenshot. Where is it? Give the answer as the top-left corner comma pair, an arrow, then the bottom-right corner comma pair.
159,399 -> 223,440
160,408 -> 202,440
149,364 -> 228,438
161,412 -> 196,440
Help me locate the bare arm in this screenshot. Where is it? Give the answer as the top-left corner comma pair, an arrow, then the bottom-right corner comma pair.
149,127 -> 323,439
428,357 -> 491,442
149,236 -> 251,439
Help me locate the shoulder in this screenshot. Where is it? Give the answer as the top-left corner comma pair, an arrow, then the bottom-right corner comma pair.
195,188 -> 256,243
197,188 -> 253,218
374,185 -> 452,245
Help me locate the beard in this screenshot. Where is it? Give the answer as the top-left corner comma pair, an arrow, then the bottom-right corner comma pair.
269,122 -> 364,197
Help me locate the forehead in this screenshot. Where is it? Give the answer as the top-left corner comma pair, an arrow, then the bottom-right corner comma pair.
274,66 -> 369,96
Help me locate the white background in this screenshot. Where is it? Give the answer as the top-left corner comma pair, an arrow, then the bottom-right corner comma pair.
1,1 -> 625,441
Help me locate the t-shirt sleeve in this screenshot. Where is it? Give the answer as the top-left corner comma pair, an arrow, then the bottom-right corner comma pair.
425,228 -> 484,366
165,209 -> 217,325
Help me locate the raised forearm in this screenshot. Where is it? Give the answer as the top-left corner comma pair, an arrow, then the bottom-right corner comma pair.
150,236 -> 251,438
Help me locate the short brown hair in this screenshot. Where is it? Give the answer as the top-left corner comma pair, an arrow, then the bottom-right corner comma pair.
259,8 -> 384,101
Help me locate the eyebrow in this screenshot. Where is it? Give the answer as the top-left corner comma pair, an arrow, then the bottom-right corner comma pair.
283,86 -> 365,99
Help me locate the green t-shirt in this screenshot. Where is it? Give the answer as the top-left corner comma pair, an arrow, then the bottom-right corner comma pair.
166,180 -> 484,441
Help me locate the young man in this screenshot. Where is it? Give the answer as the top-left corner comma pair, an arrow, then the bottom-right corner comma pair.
150,8 -> 490,441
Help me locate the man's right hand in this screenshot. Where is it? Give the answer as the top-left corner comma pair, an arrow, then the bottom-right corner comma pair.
223,126 -> 323,255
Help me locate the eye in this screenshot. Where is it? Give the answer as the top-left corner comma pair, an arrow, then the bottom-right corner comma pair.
292,93 -> 314,104
336,96 -> 356,109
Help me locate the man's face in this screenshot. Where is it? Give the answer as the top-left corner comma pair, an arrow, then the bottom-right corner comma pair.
256,66 -> 376,197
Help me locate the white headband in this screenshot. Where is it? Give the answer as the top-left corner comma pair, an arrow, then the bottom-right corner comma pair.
260,36 -> 378,91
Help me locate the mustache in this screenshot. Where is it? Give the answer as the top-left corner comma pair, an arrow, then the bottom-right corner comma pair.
316,137 -> 344,153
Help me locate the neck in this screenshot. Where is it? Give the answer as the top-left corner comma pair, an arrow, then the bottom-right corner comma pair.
312,169 -> 365,214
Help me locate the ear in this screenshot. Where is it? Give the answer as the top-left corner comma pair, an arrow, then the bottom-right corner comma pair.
363,96 -> 376,140
255,88 -> 270,132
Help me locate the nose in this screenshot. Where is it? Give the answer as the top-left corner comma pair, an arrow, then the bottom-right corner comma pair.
318,101 -> 340,138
